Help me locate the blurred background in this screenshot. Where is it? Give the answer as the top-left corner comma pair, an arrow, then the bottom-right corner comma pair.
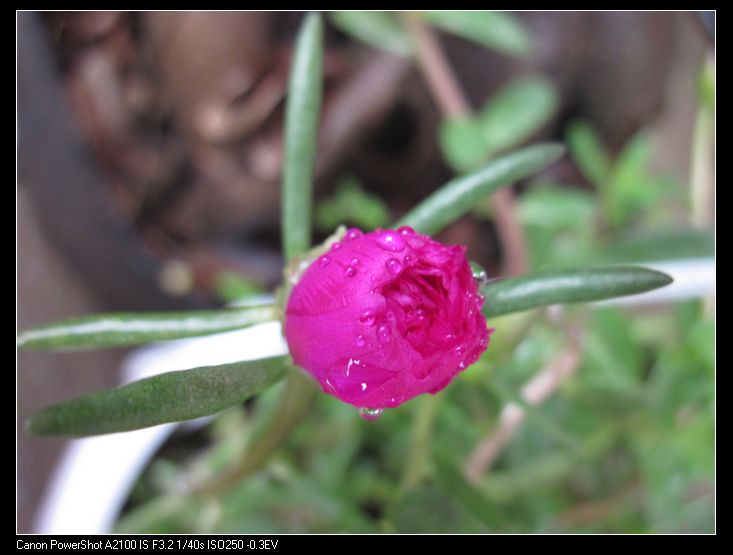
17,11 -> 714,533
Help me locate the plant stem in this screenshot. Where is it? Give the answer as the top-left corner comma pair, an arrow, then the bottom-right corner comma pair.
401,12 -> 528,276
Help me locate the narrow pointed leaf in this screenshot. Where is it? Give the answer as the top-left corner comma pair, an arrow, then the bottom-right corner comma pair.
282,12 -> 323,262
482,266 -> 673,318
566,121 -> 611,187
477,76 -> 558,157
396,143 -> 564,236
330,11 -> 411,56
420,11 -> 531,58
17,304 -> 278,351
26,357 -> 289,437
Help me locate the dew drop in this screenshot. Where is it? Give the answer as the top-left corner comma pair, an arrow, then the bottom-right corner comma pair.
404,255 -> 413,266
331,241 -> 342,251
375,230 -> 406,252
453,345 -> 465,358
416,308 -> 426,320
359,407 -> 384,421
444,333 -> 456,343
377,324 -> 392,343
475,293 -> 485,308
385,258 -> 402,274
318,255 -> 331,268
345,228 -> 363,241
355,335 -> 366,347
350,257 -> 360,266
359,310 -> 376,327
397,226 -> 415,236
344,266 -> 357,278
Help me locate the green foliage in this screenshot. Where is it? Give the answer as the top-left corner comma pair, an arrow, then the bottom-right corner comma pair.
440,76 -> 558,172
315,177 -> 392,232
566,121 -> 611,186
397,143 -> 564,235
281,13 -> 323,262
566,121 -> 683,229
330,12 -> 411,57
27,358 -> 289,437
420,11 -> 531,58
482,266 -> 673,319
18,11 -> 712,534
16,304 -> 278,351
213,272 -> 264,303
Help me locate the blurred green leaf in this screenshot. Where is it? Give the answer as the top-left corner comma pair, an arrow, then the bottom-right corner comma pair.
606,132 -> 658,226
26,357 -> 289,437
599,228 -> 714,263
330,11 -> 411,56
213,272 -> 264,303
566,121 -> 611,187
391,486 -> 481,533
432,451 -> 506,530
315,176 -> 391,232
517,183 -> 595,230
16,304 -> 278,351
420,11 -> 531,58
438,117 -> 488,173
697,58 -> 715,108
482,266 -> 673,318
282,13 -> 323,262
396,143 -> 564,235
478,76 -> 558,157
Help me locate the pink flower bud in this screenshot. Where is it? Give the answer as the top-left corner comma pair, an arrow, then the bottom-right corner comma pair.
285,227 -> 490,410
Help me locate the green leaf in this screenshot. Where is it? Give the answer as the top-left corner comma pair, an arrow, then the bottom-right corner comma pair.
421,11 -> 531,58
330,11 -> 411,57
438,117 -> 488,173
26,357 -> 289,437
566,121 -> 611,187
599,228 -> 715,263
315,176 -> 391,232
16,304 -> 278,351
482,266 -> 673,318
432,451 -> 507,530
478,76 -> 558,157
395,143 -> 564,236
282,13 -> 323,262
516,183 -> 595,230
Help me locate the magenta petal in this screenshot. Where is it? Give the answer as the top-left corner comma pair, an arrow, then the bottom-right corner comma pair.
284,228 -> 490,409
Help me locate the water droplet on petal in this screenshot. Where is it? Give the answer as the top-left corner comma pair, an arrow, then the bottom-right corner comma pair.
453,345 -> 465,358
397,226 -> 415,236
344,266 -> 357,278
416,308 -> 426,320
355,335 -> 366,347
375,230 -> 406,252
318,256 -> 331,268
359,310 -> 376,327
350,257 -> 360,266
345,228 -> 363,241
359,407 -> 384,421
444,333 -> 456,342
377,324 -> 392,343
331,241 -> 342,251
385,258 -> 402,274
404,255 -> 414,266
475,293 -> 485,308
